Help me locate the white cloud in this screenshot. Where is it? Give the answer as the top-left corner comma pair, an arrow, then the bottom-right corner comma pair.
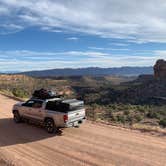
88,47 -> 130,51
0,49 -> 165,71
67,37 -> 79,41
40,27 -> 62,33
110,43 -> 130,47
0,50 -> 108,58
154,50 -> 166,58
0,23 -> 24,34
0,6 -> 9,15
1,0 -> 166,42
88,47 -> 105,50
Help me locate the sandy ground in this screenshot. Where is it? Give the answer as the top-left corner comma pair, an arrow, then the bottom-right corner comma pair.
0,94 -> 165,166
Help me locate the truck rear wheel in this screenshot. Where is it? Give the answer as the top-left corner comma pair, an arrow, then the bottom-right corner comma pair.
45,119 -> 55,133
13,111 -> 22,123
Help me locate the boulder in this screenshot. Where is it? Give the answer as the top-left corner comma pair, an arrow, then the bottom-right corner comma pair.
154,59 -> 166,79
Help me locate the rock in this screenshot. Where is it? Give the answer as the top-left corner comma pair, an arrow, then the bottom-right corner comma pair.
154,59 -> 166,79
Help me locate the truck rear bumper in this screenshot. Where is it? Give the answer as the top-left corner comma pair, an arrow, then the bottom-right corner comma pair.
64,117 -> 86,128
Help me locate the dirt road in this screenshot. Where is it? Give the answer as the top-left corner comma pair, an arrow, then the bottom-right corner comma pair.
0,94 -> 165,166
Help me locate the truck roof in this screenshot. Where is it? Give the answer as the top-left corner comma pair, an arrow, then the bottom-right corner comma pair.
30,97 -> 84,105
45,98 -> 62,102
30,97 -> 62,102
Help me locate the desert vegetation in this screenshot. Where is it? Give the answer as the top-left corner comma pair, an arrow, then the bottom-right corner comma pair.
86,104 -> 166,128
0,74 -> 72,99
0,73 -> 165,130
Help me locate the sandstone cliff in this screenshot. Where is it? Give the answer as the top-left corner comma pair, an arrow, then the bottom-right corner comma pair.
154,59 -> 166,79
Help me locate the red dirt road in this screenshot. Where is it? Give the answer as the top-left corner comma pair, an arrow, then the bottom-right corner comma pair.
0,94 -> 165,166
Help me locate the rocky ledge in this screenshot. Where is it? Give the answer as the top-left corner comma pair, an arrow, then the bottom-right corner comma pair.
154,59 -> 166,79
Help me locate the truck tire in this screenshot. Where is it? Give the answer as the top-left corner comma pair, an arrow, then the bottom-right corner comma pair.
13,111 -> 22,123
44,118 -> 56,133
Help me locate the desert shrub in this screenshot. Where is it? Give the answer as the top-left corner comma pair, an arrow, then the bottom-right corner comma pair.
110,114 -> 117,121
134,114 -> 143,122
83,93 -> 101,104
106,109 -> 113,118
86,107 -> 97,121
136,105 -> 146,113
108,104 -> 117,110
157,106 -> 166,116
90,103 -> 99,110
122,104 -> 133,110
146,110 -> 161,119
85,103 -> 166,129
126,114 -> 133,123
116,115 -> 125,123
12,88 -> 29,98
159,119 -> 166,128
124,110 -> 130,115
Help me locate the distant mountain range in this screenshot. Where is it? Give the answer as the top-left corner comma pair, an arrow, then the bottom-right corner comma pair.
18,67 -> 153,77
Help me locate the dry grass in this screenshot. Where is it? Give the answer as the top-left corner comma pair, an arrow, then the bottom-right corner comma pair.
132,123 -> 166,135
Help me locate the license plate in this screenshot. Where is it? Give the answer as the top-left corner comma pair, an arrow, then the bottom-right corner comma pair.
73,121 -> 78,126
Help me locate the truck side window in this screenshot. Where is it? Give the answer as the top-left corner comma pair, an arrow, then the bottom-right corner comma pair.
22,100 -> 35,107
46,101 -> 57,111
32,101 -> 43,108
23,100 -> 43,108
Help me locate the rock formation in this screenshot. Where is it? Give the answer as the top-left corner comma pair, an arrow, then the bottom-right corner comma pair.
154,59 -> 166,79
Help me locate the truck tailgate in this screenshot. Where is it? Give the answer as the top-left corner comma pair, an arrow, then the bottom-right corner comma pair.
67,108 -> 85,123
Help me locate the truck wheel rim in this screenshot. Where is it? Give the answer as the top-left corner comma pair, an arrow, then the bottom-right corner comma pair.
14,114 -> 19,122
46,121 -> 54,132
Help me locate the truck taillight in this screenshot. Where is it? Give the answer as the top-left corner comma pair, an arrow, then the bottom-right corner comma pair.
63,115 -> 68,123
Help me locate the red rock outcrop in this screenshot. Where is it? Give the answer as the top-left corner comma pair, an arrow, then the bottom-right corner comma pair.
154,59 -> 166,79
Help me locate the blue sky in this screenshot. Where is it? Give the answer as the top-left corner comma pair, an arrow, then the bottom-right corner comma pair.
0,0 -> 166,71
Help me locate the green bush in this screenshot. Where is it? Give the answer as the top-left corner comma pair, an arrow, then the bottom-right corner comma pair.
106,110 -> 113,118
134,114 -> 143,122
126,115 -> 133,123
124,110 -> 130,115
116,115 -> 125,123
12,88 -> 29,98
146,110 -> 161,119
159,119 -> 166,128
86,104 -> 166,129
136,105 -> 146,113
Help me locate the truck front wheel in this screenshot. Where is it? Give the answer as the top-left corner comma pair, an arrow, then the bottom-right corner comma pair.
13,111 -> 22,123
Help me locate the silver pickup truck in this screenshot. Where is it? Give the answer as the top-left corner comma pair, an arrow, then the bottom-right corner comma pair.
12,98 -> 86,133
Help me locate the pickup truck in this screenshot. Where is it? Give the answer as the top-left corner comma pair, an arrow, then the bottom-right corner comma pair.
12,98 -> 86,133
